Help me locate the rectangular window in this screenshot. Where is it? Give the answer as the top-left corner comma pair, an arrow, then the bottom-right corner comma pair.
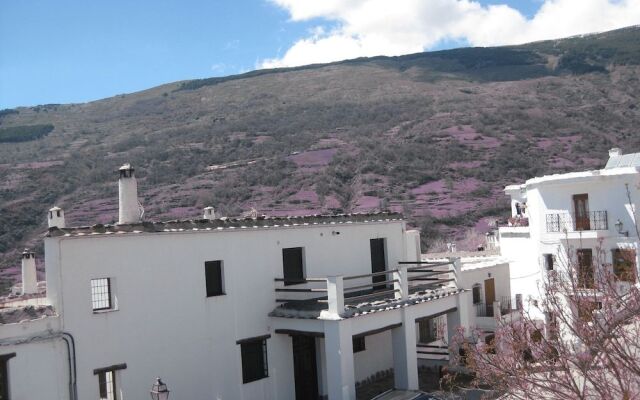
91,278 -> 112,311
239,336 -> 269,384
370,238 -> 387,290
577,249 -> 594,289
205,261 -> 225,297
0,353 -> 16,400
543,254 -> 554,271
612,249 -> 636,283
282,247 -> 304,286
472,285 -> 481,304
93,364 -> 126,400
352,336 -> 366,353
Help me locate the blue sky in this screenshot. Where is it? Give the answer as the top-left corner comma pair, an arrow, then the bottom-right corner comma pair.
1,0 -> 636,109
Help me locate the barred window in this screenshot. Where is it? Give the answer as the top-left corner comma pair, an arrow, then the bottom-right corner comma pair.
94,364 -> 126,400
352,336 -> 366,353
91,278 -> 112,311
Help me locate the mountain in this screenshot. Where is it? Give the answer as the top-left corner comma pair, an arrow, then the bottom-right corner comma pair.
1,26 -> 640,291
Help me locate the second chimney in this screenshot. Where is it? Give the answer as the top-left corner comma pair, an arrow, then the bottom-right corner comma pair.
118,164 -> 141,224
48,206 -> 66,228
21,249 -> 37,295
609,148 -> 622,158
203,207 -> 216,220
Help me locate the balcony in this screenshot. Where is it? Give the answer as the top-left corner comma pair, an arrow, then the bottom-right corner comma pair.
545,211 -> 608,233
270,260 -> 461,319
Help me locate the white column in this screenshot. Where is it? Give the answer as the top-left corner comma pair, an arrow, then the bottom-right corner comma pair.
449,257 -> 462,288
392,310 -> 419,390
324,276 -> 344,319
493,301 -> 501,320
21,250 -> 37,295
323,319 -> 355,400
393,266 -> 408,300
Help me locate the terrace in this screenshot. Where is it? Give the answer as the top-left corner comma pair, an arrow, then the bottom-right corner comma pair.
545,210 -> 608,233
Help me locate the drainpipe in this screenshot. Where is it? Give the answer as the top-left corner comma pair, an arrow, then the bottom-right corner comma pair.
0,331 -> 77,400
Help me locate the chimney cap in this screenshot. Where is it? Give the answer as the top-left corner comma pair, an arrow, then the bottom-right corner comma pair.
49,206 -> 62,212
609,148 -> 622,157
119,163 -> 134,171
21,248 -> 35,258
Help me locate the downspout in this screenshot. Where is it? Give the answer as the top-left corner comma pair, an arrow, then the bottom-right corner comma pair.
0,331 -> 77,400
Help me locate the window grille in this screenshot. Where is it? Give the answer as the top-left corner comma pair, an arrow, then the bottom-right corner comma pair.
91,278 -> 112,311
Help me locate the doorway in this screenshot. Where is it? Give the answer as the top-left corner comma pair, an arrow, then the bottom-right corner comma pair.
292,335 -> 319,400
484,278 -> 495,317
370,238 -> 387,290
573,194 -> 590,231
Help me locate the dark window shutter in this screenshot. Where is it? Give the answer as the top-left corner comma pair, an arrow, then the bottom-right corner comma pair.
282,248 -> 304,285
205,261 -> 224,297
98,372 -> 107,398
241,339 -> 268,383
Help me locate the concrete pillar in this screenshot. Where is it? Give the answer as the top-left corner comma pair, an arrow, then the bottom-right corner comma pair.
21,249 -> 37,295
404,230 -> 422,261
47,206 -> 65,228
393,266 -> 408,300
392,310 -> 419,390
447,290 -> 474,339
449,257 -> 462,288
326,276 -> 344,318
493,301 -> 501,320
118,163 -> 140,224
323,319 -> 355,400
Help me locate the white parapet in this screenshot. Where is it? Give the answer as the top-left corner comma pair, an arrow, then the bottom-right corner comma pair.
118,164 -> 140,224
21,249 -> 37,295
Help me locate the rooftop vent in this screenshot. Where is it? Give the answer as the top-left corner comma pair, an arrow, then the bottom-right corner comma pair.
21,249 -> 37,295
48,206 -> 65,228
609,148 -> 623,158
203,207 -> 216,220
118,163 -> 143,224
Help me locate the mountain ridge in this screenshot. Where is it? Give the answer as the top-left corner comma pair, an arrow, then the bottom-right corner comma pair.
1,25 -> 640,292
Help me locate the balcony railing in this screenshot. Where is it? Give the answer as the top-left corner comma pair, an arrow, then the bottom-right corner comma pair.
272,259 -> 459,317
545,211 -> 608,233
475,302 -> 494,317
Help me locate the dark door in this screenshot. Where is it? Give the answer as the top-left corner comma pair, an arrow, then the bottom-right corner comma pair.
577,249 -> 594,288
484,278 -> 495,317
0,359 -> 8,400
370,238 -> 387,290
573,194 -> 590,231
282,247 -> 304,285
292,336 -> 319,400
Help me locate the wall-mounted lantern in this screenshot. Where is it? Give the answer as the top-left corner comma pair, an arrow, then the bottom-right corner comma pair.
150,378 -> 170,400
615,219 -> 629,237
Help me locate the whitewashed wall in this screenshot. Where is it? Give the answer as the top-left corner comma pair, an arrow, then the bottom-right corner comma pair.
45,220 -> 407,400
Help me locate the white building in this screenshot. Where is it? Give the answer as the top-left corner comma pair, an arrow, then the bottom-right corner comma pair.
0,164 -> 483,400
499,148 -> 640,320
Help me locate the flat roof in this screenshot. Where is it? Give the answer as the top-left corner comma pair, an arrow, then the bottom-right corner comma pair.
504,166 -> 639,192
46,212 -> 404,238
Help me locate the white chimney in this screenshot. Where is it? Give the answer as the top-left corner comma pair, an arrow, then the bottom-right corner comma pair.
48,206 -> 65,228
21,249 -> 37,295
118,164 -> 141,224
609,148 -> 622,158
203,207 -> 216,220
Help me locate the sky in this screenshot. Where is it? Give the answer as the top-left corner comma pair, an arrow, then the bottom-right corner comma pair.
1,0 -> 639,109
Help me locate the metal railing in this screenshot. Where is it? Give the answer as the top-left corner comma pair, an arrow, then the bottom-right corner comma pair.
474,302 -> 494,317
545,211 -> 608,233
273,259 -> 459,315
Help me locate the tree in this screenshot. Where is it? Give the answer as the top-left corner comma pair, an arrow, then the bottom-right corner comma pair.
452,241 -> 640,399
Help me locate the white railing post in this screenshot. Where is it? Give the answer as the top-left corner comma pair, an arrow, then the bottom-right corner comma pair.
449,257 -> 462,288
394,266 -> 408,300
493,301 -> 501,319
326,276 -> 345,318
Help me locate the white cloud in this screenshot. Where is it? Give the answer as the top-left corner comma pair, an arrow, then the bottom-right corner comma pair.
260,0 -> 640,68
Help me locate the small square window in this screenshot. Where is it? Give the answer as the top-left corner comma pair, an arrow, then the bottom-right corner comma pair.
91,278 -> 112,311
352,336 -> 366,353
239,337 -> 269,384
205,261 -> 225,297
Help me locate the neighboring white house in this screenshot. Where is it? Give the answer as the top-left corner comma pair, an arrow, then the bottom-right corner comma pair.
0,164 -> 478,400
499,148 -> 640,321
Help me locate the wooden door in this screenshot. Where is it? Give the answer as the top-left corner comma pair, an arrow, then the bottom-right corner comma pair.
573,194 -> 590,231
292,336 -> 319,400
577,249 -> 594,288
484,278 -> 495,317
370,238 -> 387,290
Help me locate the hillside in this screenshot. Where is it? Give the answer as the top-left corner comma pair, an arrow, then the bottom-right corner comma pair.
1,26 -> 640,291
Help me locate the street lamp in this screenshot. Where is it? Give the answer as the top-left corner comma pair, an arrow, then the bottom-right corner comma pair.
615,219 -> 629,237
150,378 -> 170,400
